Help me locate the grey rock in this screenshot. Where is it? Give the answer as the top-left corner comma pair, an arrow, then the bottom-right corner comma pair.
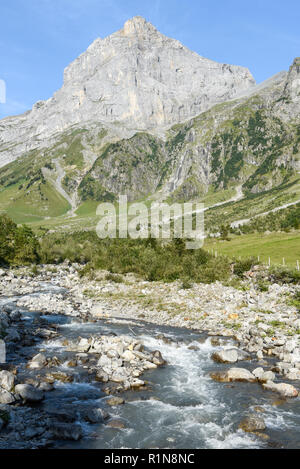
239,414 -> 266,433
0,370 -> 15,392
14,384 -> 44,403
211,368 -> 256,383
0,389 -> 15,405
106,397 -> 125,406
262,381 -> 299,398
83,408 -> 109,424
212,349 -> 239,364
49,423 -> 83,441
0,16 -> 255,168
252,367 -> 275,383
27,353 -> 47,369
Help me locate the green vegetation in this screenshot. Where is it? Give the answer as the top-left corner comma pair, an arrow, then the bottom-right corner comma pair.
0,215 -> 39,266
39,231 -> 232,284
205,176 -> 300,232
237,203 -> 300,234
205,231 -> 300,270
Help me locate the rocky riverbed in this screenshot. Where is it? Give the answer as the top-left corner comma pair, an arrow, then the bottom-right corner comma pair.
0,263 -> 299,448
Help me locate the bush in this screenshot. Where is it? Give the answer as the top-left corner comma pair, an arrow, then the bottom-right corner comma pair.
233,257 -> 256,278
269,266 -> 300,284
0,215 -> 39,266
39,231 -> 232,284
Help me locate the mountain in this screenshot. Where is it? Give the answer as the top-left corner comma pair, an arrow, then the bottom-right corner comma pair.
0,17 -> 299,226
0,16 -> 255,168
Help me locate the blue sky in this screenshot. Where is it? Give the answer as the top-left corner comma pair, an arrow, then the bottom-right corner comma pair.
0,0 -> 299,118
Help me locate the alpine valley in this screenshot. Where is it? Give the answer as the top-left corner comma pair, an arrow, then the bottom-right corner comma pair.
0,16 -> 299,230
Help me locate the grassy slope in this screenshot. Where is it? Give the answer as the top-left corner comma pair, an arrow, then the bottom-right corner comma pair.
205,231 -> 300,268
0,181 -> 71,224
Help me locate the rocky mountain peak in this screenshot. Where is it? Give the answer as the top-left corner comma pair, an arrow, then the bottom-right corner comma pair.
0,18 -> 256,167
123,16 -> 157,36
284,57 -> 300,100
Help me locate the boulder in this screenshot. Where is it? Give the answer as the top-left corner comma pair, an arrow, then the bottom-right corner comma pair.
106,397 -> 125,406
212,349 -> 238,364
252,368 -> 275,383
83,408 -> 109,424
0,370 -> 15,392
122,350 -> 136,362
76,338 -> 91,353
262,381 -> 298,398
285,369 -> 300,380
106,419 -> 126,429
27,353 -> 47,369
151,350 -> 165,366
0,389 -> 15,404
15,384 -> 44,402
210,368 -> 256,383
239,415 -> 266,433
50,423 -> 83,441
95,370 -> 109,383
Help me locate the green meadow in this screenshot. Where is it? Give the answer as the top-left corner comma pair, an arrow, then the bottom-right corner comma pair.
205,231 -> 300,268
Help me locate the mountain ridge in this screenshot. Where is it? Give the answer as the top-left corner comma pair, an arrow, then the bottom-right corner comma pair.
0,18 -> 299,227
0,16 -> 255,167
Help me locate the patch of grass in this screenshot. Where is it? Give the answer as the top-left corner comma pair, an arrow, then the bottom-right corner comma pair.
205,231 -> 300,269
105,273 -> 124,283
287,291 -> 300,312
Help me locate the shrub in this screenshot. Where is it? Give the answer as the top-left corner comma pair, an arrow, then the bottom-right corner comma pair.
0,215 -> 39,266
233,257 -> 256,278
269,266 -> 300,284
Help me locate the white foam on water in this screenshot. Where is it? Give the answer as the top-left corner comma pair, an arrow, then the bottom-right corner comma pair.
116,334 -> 263,449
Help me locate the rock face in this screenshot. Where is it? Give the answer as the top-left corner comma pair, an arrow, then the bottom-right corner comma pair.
0,16 -> 255,167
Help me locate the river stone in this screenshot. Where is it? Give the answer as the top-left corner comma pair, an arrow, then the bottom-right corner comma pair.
106,397 -> 125,406
28,353 -> 47,369
239,415 -> 266,433
50,423 -> 83,441
152,350 -> 165,366
262,381 -> 299,398
106,419 -> 126,429
0,370 -> 15,392
211,368 -> 256,383
95,370 -> 109,383
77,338 -> 91,353
122,350 -> 136,361
46,372 -> 74,383
285,369 -> 300,380
130,379 -> 145,389
212,349 -> 239,364
252,368 -> 275,383
83,408 -> 109,424
15,384 -> 44,402
143,361 -> 158,370
98,355 -> 112,367
38,382 -> 54,392
0,389 -> 15,404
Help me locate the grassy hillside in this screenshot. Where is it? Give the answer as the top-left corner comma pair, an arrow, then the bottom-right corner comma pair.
205,231 -> 300,268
